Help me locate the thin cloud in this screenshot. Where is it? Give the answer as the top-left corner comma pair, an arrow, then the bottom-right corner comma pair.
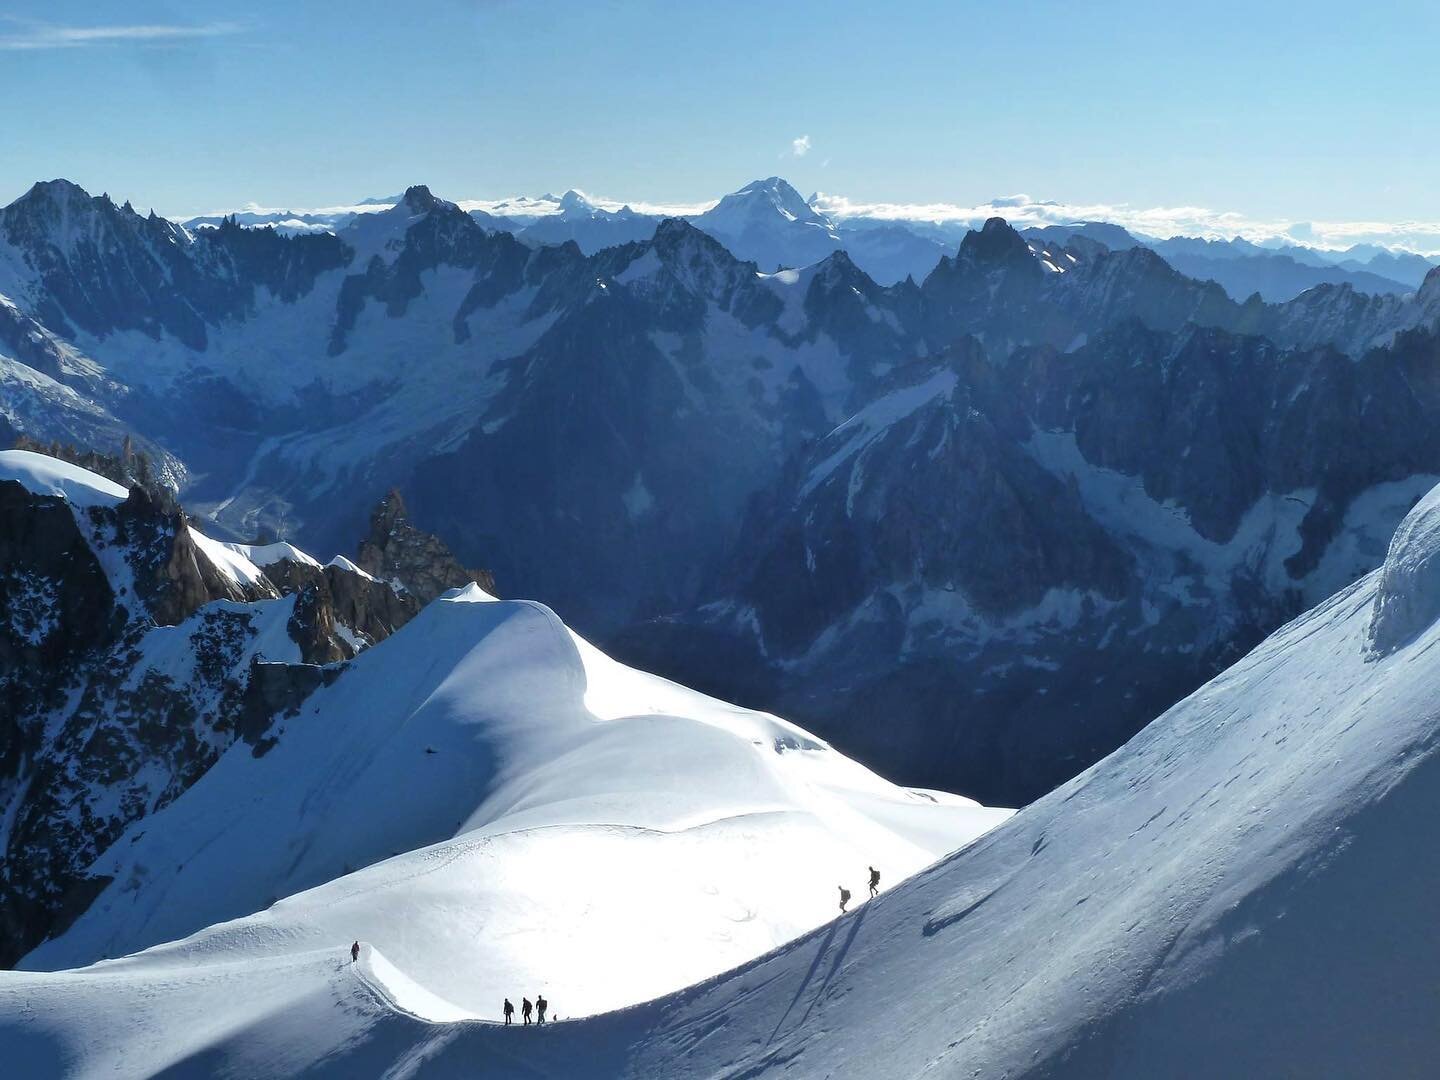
0,18 -> 243,50
790,135 -> 812,158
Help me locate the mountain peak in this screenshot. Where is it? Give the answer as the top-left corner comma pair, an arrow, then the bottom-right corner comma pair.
957,216 -> 1032,265
399,185 -> 443,213
23,178 -> 93,202
5,179 -> 109,221
701,176 -> 829,230
741,175 -> 810,210
557,189 -> 595,215
1418,263 -> 1440,300
812,247 -> 862,280
355,488 -> 495,605
651,215 -> 709,245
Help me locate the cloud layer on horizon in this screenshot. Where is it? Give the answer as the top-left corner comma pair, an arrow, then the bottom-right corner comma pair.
811,192 -> 1440,255
181,186 -> 1440,257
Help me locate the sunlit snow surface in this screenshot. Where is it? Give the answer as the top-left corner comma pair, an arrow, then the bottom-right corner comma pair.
5,583 -> 1007,1075
10,482 -> 1440,1076
0,448 -> 128,506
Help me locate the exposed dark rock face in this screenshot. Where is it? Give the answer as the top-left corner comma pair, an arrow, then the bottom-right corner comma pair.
0,180 -> 346,350
0,454 -> 424,966
239,660 -> 346,755
0,482 -> 120,785
356,488 -> 496,604
615,319 -> 1440,805
324,560 -> 420,645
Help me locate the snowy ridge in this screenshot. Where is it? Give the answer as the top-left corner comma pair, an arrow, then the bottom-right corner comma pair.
187,527 -> 269,588
10,481 -> 1440,1075
16,585 -> 1009,1027
0,448 -> 128,506
223,539 -> 321,569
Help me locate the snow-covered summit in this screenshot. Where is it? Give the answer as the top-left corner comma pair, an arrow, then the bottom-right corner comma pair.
555,189 -> 599,216
701,176 -> 834,230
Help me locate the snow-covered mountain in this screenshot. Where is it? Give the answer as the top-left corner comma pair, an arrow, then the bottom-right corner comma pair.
185,177 -> 957,285
618,305 -> 1440,803
690,176 -> 844,270
0,449 -> 487,964
184,180 -> 1440,299
8,463 -> 1440,1077
20,580 -> 1007,998
513,189 -> 660,250
7,179 -> 1440,809
0,452 -> 1011,1074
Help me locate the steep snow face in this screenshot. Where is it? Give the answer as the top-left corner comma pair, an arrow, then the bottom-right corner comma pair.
693,177 -> 844,272
185,526 -> 268,588
21,588 -> 1010,1019
10,488 -> 1440,1077
222,539 -> 320,569
700,177 -> 834,232
1366,481 -> 1440,655
607,481 -> 1440,1079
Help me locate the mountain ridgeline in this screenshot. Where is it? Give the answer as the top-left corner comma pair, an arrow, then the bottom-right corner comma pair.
0,450 -> 490,965
3,177 -> 1440,805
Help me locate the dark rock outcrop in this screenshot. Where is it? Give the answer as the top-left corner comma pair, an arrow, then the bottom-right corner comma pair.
356,489 -> 495,604
616,318 -> 1440,805
0,454 -> 426,966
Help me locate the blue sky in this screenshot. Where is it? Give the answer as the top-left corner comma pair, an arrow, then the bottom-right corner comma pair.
1,0 -> 1437,225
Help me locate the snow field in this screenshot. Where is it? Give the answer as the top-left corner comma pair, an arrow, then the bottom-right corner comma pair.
14,480 -> 1440,1077
19,585 -> 1009,1032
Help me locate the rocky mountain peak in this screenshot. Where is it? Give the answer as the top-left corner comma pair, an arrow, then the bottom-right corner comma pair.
11,178 -> 97,214
1417,263 -> 1440,301
384,185 -> 467,228
355,488 -> 496,604
399,184 -> 444,213
650,217 -> 747,281
958,216 -> 1034,266
651,215 -> 708,246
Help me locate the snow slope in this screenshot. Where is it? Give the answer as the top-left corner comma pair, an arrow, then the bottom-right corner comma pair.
9,481 -> 1440,1077
17,584 -> 1007,1023
0,448 -> 128,506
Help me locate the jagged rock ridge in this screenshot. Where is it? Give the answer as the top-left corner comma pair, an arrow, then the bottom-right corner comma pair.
0,452 -> 490,965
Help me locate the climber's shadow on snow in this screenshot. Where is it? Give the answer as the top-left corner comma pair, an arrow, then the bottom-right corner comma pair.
768,904 -> 869,1044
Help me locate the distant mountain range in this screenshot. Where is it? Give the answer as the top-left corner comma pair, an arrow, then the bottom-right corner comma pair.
183,177 -> 1437,302
4,176 -> 1440,809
